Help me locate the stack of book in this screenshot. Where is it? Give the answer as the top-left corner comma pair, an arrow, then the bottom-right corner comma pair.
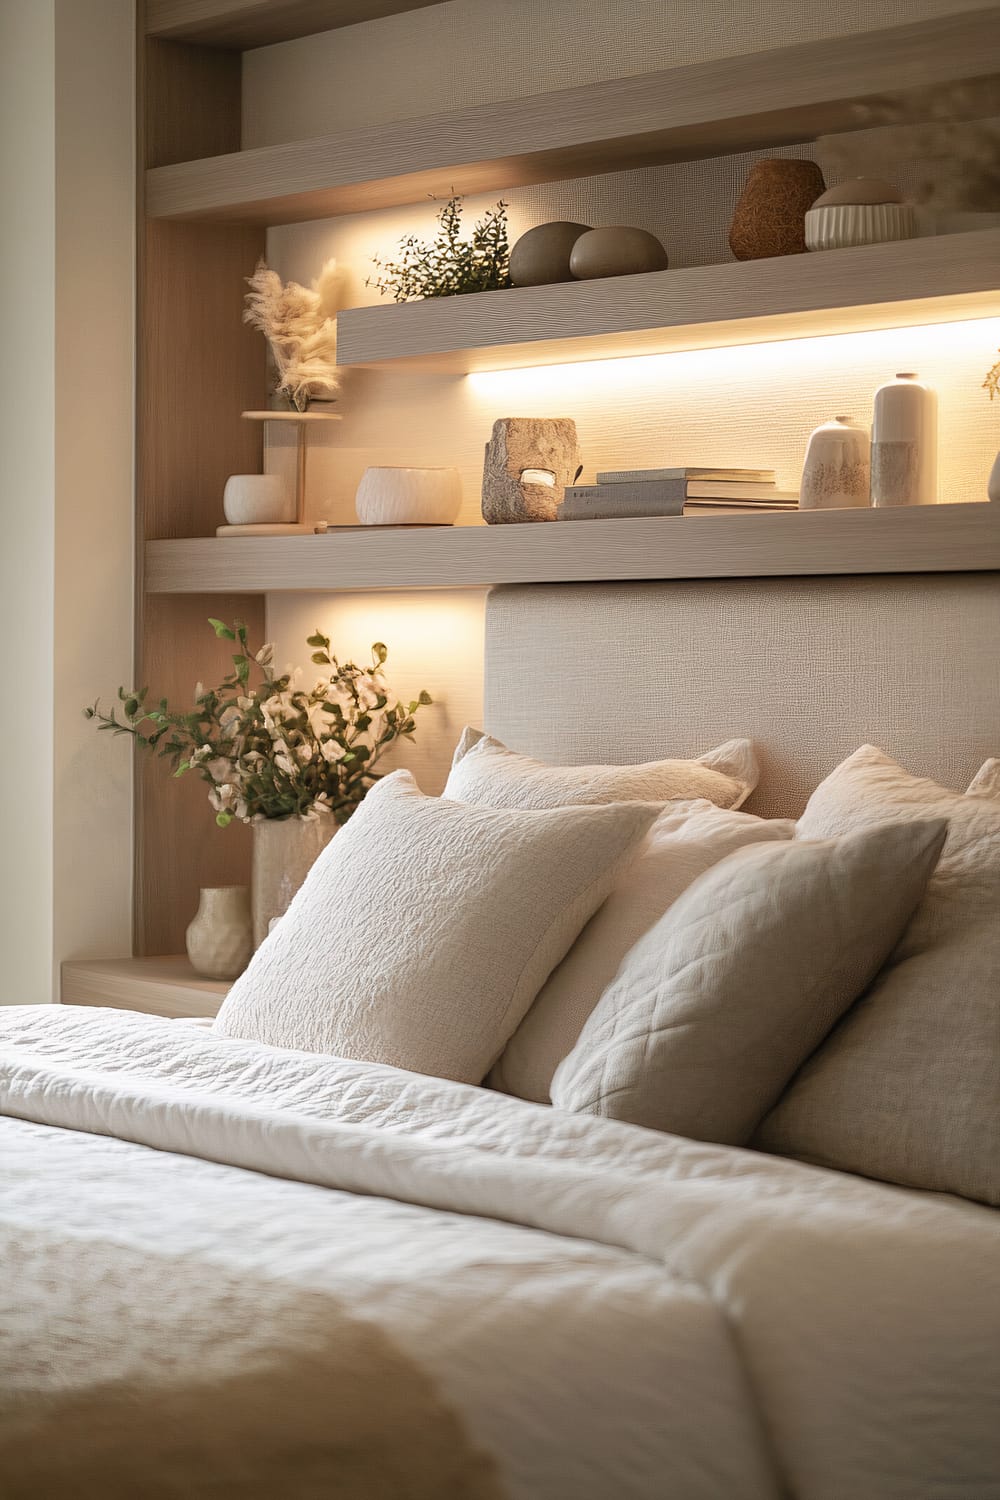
557,468 -> 798,520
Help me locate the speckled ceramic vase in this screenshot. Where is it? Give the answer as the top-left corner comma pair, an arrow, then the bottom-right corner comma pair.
799,417 -> 871,510
729,159 -> 826,260
252,813 -> 337,948
186,886 -> 253,980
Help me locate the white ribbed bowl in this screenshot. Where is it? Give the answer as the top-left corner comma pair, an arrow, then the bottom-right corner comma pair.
355,466 -> 462,525
805,203 -> 917,252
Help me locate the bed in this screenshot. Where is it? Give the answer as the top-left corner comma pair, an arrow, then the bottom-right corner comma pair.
2,572 -> 999,1499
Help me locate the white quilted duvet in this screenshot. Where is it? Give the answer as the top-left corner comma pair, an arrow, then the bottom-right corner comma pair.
1,1004 -> 998,1499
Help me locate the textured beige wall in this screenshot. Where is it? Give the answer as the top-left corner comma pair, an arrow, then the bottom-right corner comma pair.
0,0 -> 134,1002
250,0 -> 1000,790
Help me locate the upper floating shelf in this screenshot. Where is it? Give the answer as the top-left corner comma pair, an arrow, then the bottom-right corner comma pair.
145,505 -> 1000,595
145,11 -> 1000,225
337,230 -> 1000,373
145,0 -> 439,50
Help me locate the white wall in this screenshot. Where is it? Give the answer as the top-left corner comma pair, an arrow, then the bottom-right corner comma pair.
248,0 -> 1000,790
0,0 -> 134,1003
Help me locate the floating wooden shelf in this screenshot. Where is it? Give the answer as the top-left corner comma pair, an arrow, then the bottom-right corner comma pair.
337,230 -> 1000,373
62,957 -> 228,1018
145,504 -> 1000,594
145,0 -> 439,49
145,11 -> 1000,225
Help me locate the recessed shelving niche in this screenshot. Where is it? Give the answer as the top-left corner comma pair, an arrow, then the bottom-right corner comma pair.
145,0 -> 440,49
337,230 -> 1000,374
145,11 -> 1000,225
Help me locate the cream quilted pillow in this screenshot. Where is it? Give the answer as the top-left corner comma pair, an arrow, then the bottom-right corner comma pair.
444,730 -> 757,811
757,746 -> 1000,1205
551,818 -> 947,1146
215,771 -> 658,1083
491,800 -> 796,1104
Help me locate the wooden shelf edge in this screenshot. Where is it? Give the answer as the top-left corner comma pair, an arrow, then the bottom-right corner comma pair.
144,505 -> 1000,594
336,231 -> 1000,373
145,12 -> 1000,224
145,0 -> 440,50
61,957 -> 228,1018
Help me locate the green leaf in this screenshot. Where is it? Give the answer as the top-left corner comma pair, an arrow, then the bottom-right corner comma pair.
418,689 -> 433,705
124,697 -> 139,717
208,618 -> 237,640
173,761 -> 190,777
215,811 -> 233,828
306,632 -> 329,649
311,652 -> 331,665
372,642 -> 388,665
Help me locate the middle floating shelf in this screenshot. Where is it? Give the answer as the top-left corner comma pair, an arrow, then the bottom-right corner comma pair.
336,230 -> 1000,374
145,504 -> 1000,595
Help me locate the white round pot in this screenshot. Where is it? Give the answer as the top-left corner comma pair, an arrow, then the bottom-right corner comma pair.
805,203 -> 916,252
223,473 -> 292,525
799,416 -> 870,510
355,467 -> 462,526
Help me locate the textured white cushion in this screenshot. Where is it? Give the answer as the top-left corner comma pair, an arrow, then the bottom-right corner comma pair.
491,800 -> 796,1104
444,730 -> 757,811
757,746 -> 1000,1205
215,771 -> 658,1083
551,818 -> 947,1146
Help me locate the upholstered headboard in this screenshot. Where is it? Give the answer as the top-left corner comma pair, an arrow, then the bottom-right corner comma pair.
483,574 -> 999,818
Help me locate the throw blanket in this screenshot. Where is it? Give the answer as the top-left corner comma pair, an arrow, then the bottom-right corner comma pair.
2,1006 -> 998,1500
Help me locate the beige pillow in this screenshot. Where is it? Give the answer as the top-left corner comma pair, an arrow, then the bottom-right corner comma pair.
551,818 -> 947,1146
444,730 -> 757,811
215,770 -> 658,1084
491,800 -> 796,1104
757,746 -> 1000,1205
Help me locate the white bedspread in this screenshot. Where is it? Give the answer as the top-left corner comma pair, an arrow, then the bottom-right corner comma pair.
2,1005 -> 998,1499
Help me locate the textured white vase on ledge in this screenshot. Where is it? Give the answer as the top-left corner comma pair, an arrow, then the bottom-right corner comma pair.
252,814 -> 337,948
185,886 -> 253,980
870,372 -> 938,507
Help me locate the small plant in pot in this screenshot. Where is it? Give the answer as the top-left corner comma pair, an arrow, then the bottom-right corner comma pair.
368,193 -> 512,301
86,619 -> 433,948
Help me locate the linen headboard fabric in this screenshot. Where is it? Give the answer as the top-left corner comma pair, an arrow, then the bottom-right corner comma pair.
483,573 -> 999,817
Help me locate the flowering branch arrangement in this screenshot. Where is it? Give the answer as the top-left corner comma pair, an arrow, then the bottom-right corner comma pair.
85,620 -> 432,828
243,258 -> 342,412
984,349 -> 1000,402
367,194 -> 512,302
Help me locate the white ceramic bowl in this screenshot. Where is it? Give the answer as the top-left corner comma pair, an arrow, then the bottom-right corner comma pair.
355,467 -> 462,526
223,473 -> 292,525
805,203 -> 917,252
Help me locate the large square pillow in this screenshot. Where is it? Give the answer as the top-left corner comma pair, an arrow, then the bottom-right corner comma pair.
444,730 -> 757,811
551,818 -> 947,1146
491,800 -> 796,1103
756,746 -> 1000,1205
214,770 -> 657,1083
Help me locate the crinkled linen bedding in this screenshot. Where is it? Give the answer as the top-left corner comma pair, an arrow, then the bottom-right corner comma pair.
1,1005 -> 998,1500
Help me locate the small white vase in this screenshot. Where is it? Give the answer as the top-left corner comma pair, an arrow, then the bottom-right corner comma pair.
870,372 -> 938,507
185,886 -> 253,980
799,417 -> 871,509
355,467 -> 462,525
223,473 -> 292,525
252,813 -> 337,948
805,203 -> 916,252
988,452 -> 1000,503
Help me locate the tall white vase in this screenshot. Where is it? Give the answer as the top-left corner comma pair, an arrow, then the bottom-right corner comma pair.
186,886 -> 253,980
252,813 -> 337,948
870,372 -> 938,507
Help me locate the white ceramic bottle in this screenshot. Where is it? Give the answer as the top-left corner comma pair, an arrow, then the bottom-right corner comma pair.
799,416 -> 871,509
870,372 -> 938,507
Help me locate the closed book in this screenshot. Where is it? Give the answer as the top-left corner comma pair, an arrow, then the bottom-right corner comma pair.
596,466 -> 775,484
686,480 -> 797,500
559,482 -> 686,521
683,500 -> 798,515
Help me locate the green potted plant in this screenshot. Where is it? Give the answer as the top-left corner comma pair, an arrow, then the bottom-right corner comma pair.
87,619 -> 433,946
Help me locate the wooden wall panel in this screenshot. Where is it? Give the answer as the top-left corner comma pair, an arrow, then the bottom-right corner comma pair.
136,18 -> 268,953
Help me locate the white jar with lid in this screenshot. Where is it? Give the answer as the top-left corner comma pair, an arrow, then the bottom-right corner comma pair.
870,372 -> 937,507
799,416 -> 870,509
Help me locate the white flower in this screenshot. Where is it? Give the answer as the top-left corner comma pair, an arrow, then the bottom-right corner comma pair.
320,739 -> 346,764
296,742 -> 314,765
237,695 -> 255,710
255,644 -> 274,666
219,706 -> 241,734
190,745 -> 212,766
194,682 -> 205,701
274,754 -> 296,776
207,757 -> 233,783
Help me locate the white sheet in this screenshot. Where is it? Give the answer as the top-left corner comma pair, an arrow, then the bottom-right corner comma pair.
2,1005 -> 998,1499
